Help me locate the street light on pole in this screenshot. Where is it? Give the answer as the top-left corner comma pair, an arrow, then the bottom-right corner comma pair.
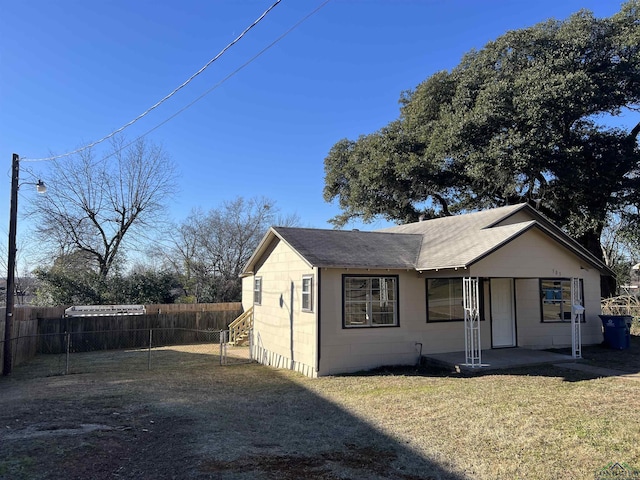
3,153 -> 46,376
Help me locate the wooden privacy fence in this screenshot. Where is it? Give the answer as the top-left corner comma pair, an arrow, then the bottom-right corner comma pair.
1,303 -> 243,371
0,307 -> 39,373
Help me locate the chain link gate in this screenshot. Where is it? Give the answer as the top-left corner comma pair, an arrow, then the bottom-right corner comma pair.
220,330 -> 229,365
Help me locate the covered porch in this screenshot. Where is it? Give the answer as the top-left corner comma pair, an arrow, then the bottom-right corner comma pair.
423,347 -> 576,373
460,276 -> 584,368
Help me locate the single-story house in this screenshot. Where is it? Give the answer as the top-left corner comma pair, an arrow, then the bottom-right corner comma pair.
240,203 -> 612,377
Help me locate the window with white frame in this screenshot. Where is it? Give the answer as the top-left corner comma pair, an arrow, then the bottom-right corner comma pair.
540,278 -> 584,322
343,275 -> 398,327
254,277 -> 262,305
302,275 -> 313,312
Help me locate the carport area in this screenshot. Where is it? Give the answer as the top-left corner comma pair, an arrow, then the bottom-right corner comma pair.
423,347 -> 576,373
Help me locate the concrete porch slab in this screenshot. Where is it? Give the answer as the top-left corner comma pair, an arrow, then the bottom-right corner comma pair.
423,347 -> 577,373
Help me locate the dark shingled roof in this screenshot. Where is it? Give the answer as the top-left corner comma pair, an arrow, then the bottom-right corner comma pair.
241,204 -> 611,276
271,227 -> 422,269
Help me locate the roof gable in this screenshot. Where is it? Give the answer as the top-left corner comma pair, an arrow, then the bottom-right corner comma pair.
242,204 -> 610,276
415,221 -> 537,270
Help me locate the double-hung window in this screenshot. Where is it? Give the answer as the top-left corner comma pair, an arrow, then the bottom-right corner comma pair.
254,277 -> 262,305
302,275 -> 313,312
343,275 -> 398,327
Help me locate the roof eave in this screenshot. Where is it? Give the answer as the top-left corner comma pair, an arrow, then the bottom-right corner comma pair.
417,265 -> 469,272
316,264 -> 417,271
415,222 -> 536,272
416,220 -> 612,275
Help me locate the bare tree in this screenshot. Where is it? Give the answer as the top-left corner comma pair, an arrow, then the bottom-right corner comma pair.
157,197 -> 299,303
152,208 -> 207,302
601,214 -> 640,293
32,137 -> 178,279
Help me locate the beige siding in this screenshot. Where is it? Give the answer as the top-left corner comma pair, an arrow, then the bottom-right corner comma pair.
318,268 -> 489,375
243,226 -> 604,377
470,228 -> 603,348
241,276 -> 253,312
493,210 -> 535,226
244,238 -> 318,377
470,227 -> 593,278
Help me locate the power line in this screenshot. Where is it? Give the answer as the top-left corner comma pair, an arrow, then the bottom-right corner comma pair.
23,0 -> 283,163
98,0 -> 332,163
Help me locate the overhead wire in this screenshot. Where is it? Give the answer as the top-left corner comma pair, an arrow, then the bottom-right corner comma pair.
92,0 -> 333,163
22,0 -> 284,163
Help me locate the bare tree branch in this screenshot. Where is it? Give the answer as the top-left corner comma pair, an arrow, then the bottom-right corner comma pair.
31,137 -> 178,279
156,197 -> 298,303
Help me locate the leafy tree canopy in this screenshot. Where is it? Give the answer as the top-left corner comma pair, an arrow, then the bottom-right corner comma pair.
324,2 -> 640,261
33,252 -> 180,306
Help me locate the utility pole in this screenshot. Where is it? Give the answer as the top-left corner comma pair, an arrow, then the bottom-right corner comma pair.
3,154 -> 19,376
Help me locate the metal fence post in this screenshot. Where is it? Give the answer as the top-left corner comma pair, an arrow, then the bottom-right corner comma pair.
220,330 -> 228,366
65,331 -> 70,375
148,328 -> 152,371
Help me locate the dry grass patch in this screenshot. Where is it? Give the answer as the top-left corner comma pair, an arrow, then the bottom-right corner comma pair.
300,366 -> 640,479
1,346 -> 639,479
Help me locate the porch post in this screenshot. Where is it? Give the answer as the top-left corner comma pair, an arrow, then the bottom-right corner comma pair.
463,277 -> 481,367
571,278 -> 583,359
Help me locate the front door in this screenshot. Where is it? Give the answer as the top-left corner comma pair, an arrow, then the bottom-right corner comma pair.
491,278 -> 516,348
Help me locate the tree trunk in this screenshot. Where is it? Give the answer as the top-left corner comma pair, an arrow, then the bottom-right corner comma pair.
577,230 -> 616,298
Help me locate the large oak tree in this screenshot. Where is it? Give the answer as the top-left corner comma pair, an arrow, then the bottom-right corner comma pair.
324,2 -> 640,266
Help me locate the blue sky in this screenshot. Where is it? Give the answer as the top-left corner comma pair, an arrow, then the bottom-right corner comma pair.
0,0 -> 632,261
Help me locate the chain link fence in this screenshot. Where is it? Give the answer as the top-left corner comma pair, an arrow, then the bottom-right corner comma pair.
1,328 -> 253,378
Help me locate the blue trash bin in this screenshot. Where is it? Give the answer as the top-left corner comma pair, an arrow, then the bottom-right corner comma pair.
599,315 -> 632,350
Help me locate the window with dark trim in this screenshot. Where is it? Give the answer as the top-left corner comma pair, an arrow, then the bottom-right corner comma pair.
253,277 -> 262,305
426,278 -> 464,322
302,275 -> 313,312
343,275 -> 398,327
540,278 -> 584,322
